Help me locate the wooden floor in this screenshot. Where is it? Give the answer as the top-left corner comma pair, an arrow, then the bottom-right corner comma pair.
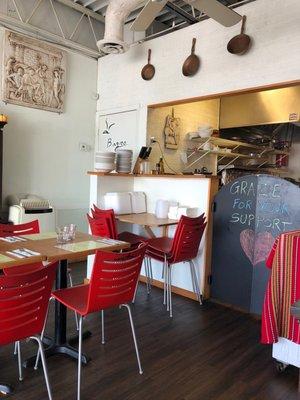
1,262 -> 299,400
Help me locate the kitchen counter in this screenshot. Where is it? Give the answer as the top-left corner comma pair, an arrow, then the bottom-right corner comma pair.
87,171 -> 218,180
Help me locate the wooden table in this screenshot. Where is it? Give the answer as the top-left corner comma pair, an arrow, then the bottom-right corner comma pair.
116,212 -> 178,238
0,232 -> 130,369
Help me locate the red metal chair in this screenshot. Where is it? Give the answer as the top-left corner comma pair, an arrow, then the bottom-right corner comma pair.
146,214 -> 207,317
0,220 -> 39,237
90,207 -> 150,296
1,221 -> 78,330
91,205 -> 147,245
52,244 -> 147,400
0,262 -> 58,399
0,220 -> 41,276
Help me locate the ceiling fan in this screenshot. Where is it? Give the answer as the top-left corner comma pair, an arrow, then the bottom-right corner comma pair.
131,0 -> 243,31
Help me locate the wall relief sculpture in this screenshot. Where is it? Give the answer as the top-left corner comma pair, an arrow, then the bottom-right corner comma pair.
2,31 -> 66,113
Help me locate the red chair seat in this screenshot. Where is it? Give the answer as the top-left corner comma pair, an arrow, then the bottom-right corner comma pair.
52,284 -> 89,316
118,231 -> 147,245
147,237 -> 173,254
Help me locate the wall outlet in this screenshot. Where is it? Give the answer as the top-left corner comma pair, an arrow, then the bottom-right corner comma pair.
79,142 -> 91,152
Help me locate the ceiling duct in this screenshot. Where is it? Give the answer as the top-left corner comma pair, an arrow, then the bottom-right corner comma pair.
97,0 -> 145,54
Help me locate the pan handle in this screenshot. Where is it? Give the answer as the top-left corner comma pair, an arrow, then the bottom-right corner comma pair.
191,38 -> 197,54
148,49 -> 152,63
241,15 -> 247,34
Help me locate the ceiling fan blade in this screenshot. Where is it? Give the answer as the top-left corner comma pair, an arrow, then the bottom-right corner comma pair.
188,0 -> 242,27
130,0 -> 168,31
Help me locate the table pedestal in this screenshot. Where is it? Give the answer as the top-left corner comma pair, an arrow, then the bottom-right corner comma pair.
0,383 -> 13,395
24,260 -> 91,368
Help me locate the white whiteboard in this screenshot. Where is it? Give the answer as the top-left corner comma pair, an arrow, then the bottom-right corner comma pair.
97,108 -> 139,161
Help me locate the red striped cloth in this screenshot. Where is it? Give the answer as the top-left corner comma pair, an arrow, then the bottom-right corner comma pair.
261,230 -> 300,344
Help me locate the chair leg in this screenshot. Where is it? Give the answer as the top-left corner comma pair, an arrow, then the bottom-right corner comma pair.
145,258 -> 151,294
166,261 -> 169,312
132,279 -> 139,304
14,342 -> 18,356
120,304 -> 143,375
101,310 -> 105,345
30,336 -> 52,400
35,300 -> 51,370
148,258 -> 153,283
163,255 -> 167,306
17,341 -> 23,382
189,261 -> 197,295
191,260 -> 202,305
168,266 -> 173,318
68,270 -> 79,331
77,316 -> 83,400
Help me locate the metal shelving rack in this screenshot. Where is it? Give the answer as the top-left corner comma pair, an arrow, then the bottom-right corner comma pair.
185,137 -> 289,174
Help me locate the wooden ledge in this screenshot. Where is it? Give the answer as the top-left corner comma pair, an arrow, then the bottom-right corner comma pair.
87,171 -> 218,180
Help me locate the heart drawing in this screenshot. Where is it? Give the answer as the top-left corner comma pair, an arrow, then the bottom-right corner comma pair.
240,229 -> 275,266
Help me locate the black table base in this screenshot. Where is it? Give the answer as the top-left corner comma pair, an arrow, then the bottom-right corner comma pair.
24,260 -> 92,368
0,383 -> 13,396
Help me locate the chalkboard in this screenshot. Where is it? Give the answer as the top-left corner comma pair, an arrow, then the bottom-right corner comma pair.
211,175 -> 300,314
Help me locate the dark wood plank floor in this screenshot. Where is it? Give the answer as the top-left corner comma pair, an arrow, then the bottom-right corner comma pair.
1,262 -> 299,400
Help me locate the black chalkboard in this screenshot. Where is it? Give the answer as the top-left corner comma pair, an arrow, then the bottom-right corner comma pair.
211,175 -> 300,314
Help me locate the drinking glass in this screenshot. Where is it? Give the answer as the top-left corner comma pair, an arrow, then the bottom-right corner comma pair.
68,224 -> 77,241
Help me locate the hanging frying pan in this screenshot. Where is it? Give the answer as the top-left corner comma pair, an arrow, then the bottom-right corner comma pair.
182,38 -> 200,77
227,15 -> 251,55
141,49 -> 155,81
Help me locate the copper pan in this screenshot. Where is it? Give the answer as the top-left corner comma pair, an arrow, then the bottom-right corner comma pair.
227,15 -> 251,55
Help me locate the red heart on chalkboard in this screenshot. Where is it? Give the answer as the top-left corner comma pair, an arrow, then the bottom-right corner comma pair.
240,229 -> 275,266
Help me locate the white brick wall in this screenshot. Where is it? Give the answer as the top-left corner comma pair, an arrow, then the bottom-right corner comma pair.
97,0 -> 300,113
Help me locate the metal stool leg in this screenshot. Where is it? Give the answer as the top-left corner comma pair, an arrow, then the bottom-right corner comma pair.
120,304 -> 143,374
14,342 -> 18,356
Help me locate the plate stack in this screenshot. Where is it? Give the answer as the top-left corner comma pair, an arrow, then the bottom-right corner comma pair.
95,151 -> 116,172
116,149 -> 133,174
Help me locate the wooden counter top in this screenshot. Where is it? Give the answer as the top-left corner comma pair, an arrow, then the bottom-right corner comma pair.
87,171 -> 218,179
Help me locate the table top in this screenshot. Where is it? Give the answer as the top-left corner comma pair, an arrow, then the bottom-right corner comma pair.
0,232 -> 130,270
116,212 -> 178,228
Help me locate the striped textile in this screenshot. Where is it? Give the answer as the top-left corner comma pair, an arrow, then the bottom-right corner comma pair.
261,230 -> 300,344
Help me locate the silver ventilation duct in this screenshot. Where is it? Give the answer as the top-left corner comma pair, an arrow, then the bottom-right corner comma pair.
97,0 -> 145,54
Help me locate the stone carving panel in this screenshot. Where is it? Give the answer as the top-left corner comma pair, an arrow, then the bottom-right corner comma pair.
2,31 -> 66,113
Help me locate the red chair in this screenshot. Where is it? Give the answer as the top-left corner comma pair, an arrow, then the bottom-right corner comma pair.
89,207 -> 149,295
146,214 -> 207,317
87,212 -> 111,237
0,262 -> 58,399
91,205 -> 146,245
52,244 -> 147,400
1,221 -> 79,331
0,221 -> 41,276
0,220 -> 39,237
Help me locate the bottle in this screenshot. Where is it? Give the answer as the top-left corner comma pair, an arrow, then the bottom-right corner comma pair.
159,157 -> 165,175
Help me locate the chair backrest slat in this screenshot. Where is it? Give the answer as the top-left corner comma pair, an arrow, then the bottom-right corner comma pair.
0,262 -> 57,345
0,220 -> 40,237
86,244 -> 147,313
